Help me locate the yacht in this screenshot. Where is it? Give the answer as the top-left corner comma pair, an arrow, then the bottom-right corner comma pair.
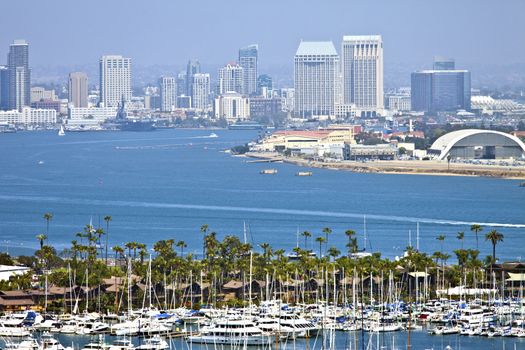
188,318 -> 274,346
136,336 -> 169,350
4,338 -> 39,350
39,333 -> 74,350
277,314 -> 319,338
108,339 -> 135,350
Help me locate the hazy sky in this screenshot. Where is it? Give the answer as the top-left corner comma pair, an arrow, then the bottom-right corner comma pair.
1,0 -> 524,68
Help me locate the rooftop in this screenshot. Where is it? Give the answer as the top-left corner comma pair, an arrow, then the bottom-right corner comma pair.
343,35 -> 382,42
295,41 -> 338,56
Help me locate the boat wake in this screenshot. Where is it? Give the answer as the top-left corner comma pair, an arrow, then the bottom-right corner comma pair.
0,194 -> 524,228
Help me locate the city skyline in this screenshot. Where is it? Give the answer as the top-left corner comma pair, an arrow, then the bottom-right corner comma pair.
1,0 -> 524,69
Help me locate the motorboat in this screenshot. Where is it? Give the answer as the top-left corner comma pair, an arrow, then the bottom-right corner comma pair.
136,336 -> 169,350
188,318 -> 274,346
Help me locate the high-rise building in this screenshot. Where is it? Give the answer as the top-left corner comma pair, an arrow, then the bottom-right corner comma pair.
176,72 -> 187,96
341,35 -> 384,115
411,70 -> 471,113
218,63 -> 244,95
294,41 -> 339,117
0,66 -> 8,110
159,76 -> 176,112
214,92 -> 250,123
257,74 -> 273,97
433,57 -> 455,70
186,59 -> 201,101
238,44 -> 258,96
192,73 -> 211,110
7,40 -> 31,111
68,72 -> 88,108
99,55 -> 131,107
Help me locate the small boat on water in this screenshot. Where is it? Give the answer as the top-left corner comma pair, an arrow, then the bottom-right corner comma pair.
260,169 -> 277,175
296,171 -> 313,176
209,132 -> 218,138
519,182 -> 525,187
4,337 -> 39,350
135,336 -> 169,350
58,125 -> 65,136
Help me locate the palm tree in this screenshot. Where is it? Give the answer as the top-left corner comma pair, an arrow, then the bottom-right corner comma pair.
95,228 -> 104,259
43,212 -> 53,236
344,230 -> 356,256
176,240 -> 187,258
436,234 -> 446,255
470,224 -> 483,250
200,224 -> 209,259
315,236 -> 325,258
112,245 -> 124,265
485,230 -> 504,261
456,231 -> 465,249
322,227 -> 332,254
36,234 -> 47,249
301,231 -> 311,251
104,215 -> 112,264
327,246 -> 340,261
347,238 -> 359,254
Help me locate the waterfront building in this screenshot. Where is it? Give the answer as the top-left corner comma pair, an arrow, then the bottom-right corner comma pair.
68,72 -> 88,108
30,87 -> 57,103
186,59 -> 201,102
249,97 -> 282,119
31,99 -> 61,114
191,73 -> 211,110
66,106 -> 117,130
0,66 -> 8,110
214,92 -> 250,123
341,35 -> 384,116
218,63 -> 243,95
7,40 -> 31,111
256,128 -> 356,159
429,129 -> 525,160
411,69 -> 471,113
99,55 -> 131,107
239,44 -> 258,96
0,107 -> 56,125
294,41 -> 339,118
159,76 -> 177,112
345,143 -> 397,160
433,56 -> 455,70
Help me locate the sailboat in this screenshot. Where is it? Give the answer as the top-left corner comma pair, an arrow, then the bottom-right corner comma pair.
58,125 -> 65,136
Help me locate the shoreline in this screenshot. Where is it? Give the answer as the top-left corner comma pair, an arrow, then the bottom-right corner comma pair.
243,152 -> 525,180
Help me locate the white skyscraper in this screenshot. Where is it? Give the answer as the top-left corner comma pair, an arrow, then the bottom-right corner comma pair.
99,55 -> 131,107
238,44 -> 258,96
294,41 -> 339,117
341,35 -> 384,115
218,63 -> 243,95
159,76 -> 176,112
192,73 -> 211,110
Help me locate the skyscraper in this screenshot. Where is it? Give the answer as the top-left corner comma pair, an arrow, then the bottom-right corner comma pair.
218,63 -> 243,95
186,59 -> 201,102
99,55 -> 131,107
191,73 -> 211,110
68,72 -> 88,108
238,44 -> 258,96
341,35 -> 384,115
433,56 -> 455,70
176,72 -> 187,96
159,76 -> 177,112
7,40 -> 30,111
0,66 -> 8,110
411,69 -> 471,113
294,41 -> 339,117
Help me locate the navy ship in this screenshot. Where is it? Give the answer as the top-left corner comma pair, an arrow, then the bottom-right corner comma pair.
115,98 -> 156,132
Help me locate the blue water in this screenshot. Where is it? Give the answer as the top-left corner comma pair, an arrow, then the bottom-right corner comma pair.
1,330 -> 524,350
0,129 -> 523,260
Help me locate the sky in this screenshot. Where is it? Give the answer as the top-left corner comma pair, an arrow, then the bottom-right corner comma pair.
1,0 -> 524,77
